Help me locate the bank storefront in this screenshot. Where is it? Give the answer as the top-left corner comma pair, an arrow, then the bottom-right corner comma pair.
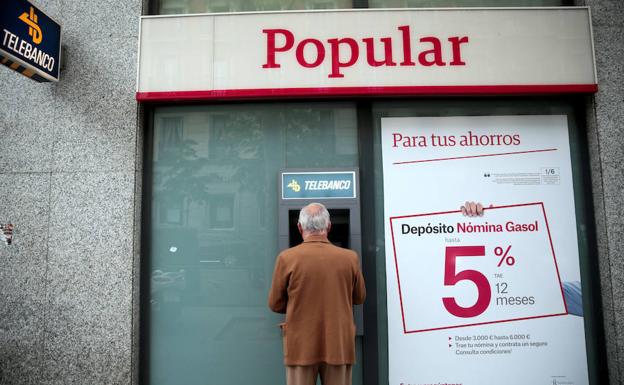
136,2 -> 606,385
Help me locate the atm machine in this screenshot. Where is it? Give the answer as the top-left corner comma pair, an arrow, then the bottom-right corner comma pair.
277,168 -> 364,335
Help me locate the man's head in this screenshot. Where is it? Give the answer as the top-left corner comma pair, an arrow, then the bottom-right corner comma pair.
298,202 -> 331,238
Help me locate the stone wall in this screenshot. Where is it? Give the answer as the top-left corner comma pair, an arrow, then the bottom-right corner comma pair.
0,0 -> 143,383
580,0 -> 624,383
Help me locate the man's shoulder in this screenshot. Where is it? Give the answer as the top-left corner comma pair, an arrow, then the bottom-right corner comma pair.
316,243 -> 359,262
330,244 -> 358,256
277,243 -> 308,260
281,242 -> 357,258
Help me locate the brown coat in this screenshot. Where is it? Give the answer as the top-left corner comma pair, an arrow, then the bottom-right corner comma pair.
268,235 -> 366,366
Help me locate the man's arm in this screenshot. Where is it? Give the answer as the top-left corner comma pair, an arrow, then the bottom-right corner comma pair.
268,254 -> 288,313
353,255 -> 366,305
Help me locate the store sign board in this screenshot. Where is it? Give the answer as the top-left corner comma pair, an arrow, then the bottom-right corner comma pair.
281,171 -> 356,200
381,115 -> 589,385
137,7 -> 597,101
136,8 -> 597,102
0,0 -> 61,82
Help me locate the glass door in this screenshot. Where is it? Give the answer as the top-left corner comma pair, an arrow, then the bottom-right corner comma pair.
146,103 -> 363,385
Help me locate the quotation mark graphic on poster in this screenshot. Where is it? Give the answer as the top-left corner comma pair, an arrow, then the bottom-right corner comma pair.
390,203 -> 567,333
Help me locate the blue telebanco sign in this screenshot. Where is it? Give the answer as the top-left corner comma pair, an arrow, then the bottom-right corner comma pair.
0,0 -> 61,82
281,171 -> 357,200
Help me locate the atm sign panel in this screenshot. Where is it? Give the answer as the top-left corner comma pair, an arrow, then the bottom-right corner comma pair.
282,171 -> 356,200
0,0 -> 61,82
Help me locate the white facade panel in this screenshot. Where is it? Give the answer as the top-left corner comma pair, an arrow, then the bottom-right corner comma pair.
137,8 -> 596,99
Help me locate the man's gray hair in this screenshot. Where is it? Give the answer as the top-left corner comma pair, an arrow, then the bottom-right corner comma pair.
298,203 -> 330,233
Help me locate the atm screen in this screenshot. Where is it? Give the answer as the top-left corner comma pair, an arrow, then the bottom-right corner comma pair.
288,209 -> 350,248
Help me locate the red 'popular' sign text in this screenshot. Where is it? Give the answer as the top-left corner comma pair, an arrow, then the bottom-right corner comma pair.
262,25 -> 469,78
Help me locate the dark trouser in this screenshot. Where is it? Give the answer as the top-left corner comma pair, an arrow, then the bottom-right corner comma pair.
286,364 -> 352,385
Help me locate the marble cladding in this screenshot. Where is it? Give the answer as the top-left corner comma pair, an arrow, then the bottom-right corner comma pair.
0,72 -> 57,173
0,174 -> 50,385
131,169 -> 142,385
51,36 -> 139,173
0,299 -> 45,385
587,0 -> 624,27
0,0 -> 143,383
59,0 -> 141,40
584,96 -> 620,385
0,174 -> 51,304
584,0 -> 624,383
42,172 -> 135,385
32,0 -> 62,22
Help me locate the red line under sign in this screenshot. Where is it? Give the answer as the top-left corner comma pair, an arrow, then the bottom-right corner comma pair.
393,148 -> 558,165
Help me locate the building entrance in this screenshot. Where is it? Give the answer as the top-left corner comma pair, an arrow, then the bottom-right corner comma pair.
146,103 -> 363,385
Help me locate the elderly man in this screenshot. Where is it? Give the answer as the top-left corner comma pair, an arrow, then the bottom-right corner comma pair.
268,202 -> 366,385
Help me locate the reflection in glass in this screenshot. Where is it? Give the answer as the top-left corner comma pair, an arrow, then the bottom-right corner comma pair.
156,0 -> 568,15
157,0 -> 353,15
149,104 -> 357,385
368,0 -> 567,7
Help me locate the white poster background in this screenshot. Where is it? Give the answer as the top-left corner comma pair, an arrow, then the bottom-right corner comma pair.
381,115 -> 589,385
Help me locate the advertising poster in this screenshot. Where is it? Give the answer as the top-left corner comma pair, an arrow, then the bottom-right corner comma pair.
381,116 -> 589,385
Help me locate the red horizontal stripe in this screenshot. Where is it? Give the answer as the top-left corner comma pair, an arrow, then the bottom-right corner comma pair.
404,312 -> 568,334
136,84 -> 598,102
393,148 -> 558,165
